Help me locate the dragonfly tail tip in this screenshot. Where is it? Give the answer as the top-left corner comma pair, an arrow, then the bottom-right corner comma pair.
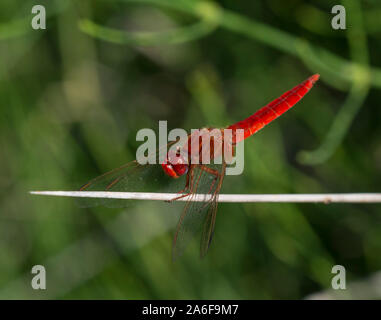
310,74 -> 320,83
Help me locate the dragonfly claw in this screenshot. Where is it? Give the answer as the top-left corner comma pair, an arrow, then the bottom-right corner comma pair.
167,192 -> 191,203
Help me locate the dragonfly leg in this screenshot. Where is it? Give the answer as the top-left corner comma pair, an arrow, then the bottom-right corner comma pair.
168,192 -> 192,202
166,167 -> 194,202
167,165 -> 220,203
199,165 -> 220,177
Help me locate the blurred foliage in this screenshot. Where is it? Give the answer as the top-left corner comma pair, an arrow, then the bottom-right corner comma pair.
0,0 -> 381,299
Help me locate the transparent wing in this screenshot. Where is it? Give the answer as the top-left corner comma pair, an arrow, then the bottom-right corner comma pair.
172,162 -> 226,261
78,141 -> 185,208
79,161 -> 162,208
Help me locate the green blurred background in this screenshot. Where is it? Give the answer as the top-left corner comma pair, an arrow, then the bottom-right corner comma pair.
1,0 -> 381,299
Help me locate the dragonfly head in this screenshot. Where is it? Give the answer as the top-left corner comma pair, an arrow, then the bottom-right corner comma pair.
161,149 -> 189,178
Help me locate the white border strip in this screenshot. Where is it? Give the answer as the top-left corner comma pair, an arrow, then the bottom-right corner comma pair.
29,191 -> 381,203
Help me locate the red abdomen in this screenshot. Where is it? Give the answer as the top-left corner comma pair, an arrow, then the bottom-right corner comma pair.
228,74 -> 319,143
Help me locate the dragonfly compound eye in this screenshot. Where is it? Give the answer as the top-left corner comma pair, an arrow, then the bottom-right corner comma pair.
172,163 -> 188,177
161,152 -> 189,178
161,163 -> 178,178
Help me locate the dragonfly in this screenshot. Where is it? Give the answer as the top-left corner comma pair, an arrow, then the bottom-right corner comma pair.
79,74 -> 320,260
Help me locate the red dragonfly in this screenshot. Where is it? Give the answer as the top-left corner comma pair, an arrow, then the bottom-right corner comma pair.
79,74 -> 320,260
